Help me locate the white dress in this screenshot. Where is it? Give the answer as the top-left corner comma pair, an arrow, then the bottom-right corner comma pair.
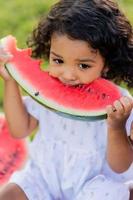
9,87 -> 133,200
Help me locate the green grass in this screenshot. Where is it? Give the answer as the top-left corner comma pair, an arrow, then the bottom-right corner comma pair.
119,0 -> 133,23
0,0 -> 57,110
0,0 -> 133,110
0,0 -> 57,47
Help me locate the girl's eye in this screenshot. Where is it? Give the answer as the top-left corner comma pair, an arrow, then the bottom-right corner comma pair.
79,63 -> 90,70
53,58 -> 64,64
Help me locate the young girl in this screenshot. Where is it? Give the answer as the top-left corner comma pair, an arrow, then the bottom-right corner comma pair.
0,0 -> 133,199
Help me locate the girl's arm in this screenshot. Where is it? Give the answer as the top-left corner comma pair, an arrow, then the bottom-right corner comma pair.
4,79 -> 38,138
0,50 -> 38,138
106,96 -> 133,173
107,126 -> 133,173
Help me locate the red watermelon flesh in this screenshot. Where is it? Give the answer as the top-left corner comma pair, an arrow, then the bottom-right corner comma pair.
0,114 -> 28,185
0,35 -> 121,120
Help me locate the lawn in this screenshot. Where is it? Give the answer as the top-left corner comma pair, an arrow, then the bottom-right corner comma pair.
0,0 -> 57,47
0,0 -> 57,109
0,0 -> 133,110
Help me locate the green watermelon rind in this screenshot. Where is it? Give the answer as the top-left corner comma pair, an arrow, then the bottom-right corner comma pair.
5,63 -> 107,121
1,35 -> 108,121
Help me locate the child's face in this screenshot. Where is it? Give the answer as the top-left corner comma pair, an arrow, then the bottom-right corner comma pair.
47,33 -> 106,86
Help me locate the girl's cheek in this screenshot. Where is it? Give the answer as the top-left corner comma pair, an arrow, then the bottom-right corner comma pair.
47,66 -> 59,78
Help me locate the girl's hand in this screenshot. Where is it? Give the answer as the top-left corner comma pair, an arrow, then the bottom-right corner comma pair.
106,96 -> 133,130
0,45 -> 13,81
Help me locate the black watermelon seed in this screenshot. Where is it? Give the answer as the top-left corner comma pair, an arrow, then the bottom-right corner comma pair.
101,93 -> 106,99
86,88 -> 91,93
34,92 -> 39,96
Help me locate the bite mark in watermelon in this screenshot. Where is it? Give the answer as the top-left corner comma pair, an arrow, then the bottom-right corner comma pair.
0,35 -> 122,120
0,114 -> 28,185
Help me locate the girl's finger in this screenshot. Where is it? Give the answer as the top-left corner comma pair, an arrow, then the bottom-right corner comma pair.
0,45 -> 13,62
113,100 -> 124,114
120,96 -> 133,113
0,52 -> 13,61
106,105 -> 116,115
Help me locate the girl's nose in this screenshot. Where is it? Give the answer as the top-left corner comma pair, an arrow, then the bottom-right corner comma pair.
61,68 -> 77,81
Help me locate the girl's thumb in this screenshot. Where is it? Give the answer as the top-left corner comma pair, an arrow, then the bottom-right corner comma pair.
130,121 -> 133,141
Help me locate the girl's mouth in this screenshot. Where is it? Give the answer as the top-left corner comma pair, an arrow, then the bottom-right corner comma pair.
59,78 -> 80,86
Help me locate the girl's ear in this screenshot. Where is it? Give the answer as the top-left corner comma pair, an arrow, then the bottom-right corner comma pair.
101,66 -> 109,78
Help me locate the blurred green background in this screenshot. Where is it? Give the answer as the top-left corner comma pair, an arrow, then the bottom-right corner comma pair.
0,0 -> 133,111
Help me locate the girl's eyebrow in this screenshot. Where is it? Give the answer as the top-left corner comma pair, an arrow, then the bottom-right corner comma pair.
75,58 -> 95,63
50,51 -> 95,63
50,51 -> 63,58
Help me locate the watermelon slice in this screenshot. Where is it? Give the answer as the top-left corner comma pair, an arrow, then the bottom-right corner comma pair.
0,113 -> 28,185
0,35 -> 121,120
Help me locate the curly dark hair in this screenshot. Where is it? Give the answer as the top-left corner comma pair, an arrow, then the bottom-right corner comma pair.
27,0 -> 133,88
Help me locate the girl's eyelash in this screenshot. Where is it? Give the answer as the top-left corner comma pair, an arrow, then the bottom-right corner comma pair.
52,58 -> 64,64
52,58 -> 91,69
79,63 -> 91,69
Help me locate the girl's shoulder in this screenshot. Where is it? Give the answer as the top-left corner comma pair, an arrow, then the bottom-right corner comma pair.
117,85 -> 132,97
23,96 -> 47,120
23,96 -> 61,121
